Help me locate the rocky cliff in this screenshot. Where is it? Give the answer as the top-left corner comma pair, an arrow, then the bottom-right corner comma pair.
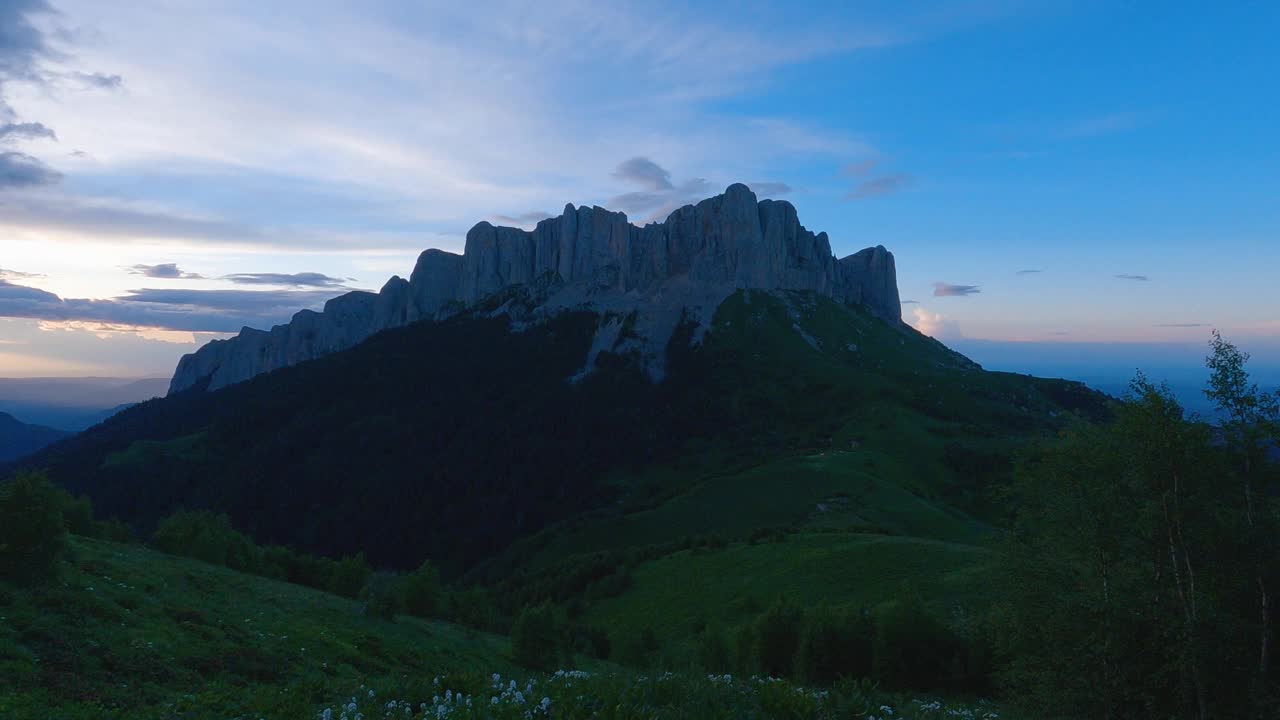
169,184 -> 901,394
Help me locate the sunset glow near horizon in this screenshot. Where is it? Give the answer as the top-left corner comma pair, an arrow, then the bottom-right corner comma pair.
1,1 -> 1277,388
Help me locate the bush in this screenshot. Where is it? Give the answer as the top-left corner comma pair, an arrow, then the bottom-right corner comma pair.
326,553 -> 372,599
697,623 -> 731,672
511,603 -> 569,670
873,595 -> 959,691
360,572 -> 404,620
152,510 -> 260,571
796,606 -> 874,686
400,560 -> 443,618
448,586 -> 497,632
0,471 -> 68,585
755,597 -> 805,678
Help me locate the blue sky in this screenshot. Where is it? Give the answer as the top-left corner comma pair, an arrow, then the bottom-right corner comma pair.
0,0 -> 1276,396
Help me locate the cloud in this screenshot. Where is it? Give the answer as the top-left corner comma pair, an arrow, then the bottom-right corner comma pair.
70,71 -> 123,90
492,210 -> 554,227
842,158 -> 879,177
749,181 -> 792,197
0,267 -> 44,280
909,306 -> 961,340
0,278 -> 343,333
1015,269 -> 1042,275
900,299 -> 919,305
1115,274 -> 1149,282
0,150 -> 61,187
223,272 -> 351,288
612,156 -> 673,192
128,263 -> 205,280
0,121 -> 55,141
845,173 -> 913,200
608,157 -> 714,221
1058,112 -> 1144,139
933,282 -> 981,297
0,1 -> 124,191
1155,323 -> 1207,328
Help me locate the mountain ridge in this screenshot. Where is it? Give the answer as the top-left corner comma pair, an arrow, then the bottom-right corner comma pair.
170,184 -> 900,394
0,411 -> 69,462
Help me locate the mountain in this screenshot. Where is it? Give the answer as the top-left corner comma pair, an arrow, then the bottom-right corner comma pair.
170,184 -> 899,393
0,411 -> 68,462
0,377 -> 169,431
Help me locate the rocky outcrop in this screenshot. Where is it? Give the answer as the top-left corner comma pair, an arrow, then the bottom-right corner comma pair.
169,184 -> 902,394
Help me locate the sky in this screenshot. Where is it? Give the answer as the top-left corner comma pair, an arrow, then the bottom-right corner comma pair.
0,0 -> 1277,398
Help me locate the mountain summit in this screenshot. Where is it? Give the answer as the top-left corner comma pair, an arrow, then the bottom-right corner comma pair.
170,184 -> 901,394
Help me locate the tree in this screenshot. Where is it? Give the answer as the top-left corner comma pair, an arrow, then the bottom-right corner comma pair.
1205,331 -> 1279,706
996,368 -> 1274,718
755,597 -> 805,678
0,471 -> 69,585
511,603 -> 568,671
796,605 -> 873,686
400,560 -> 443,618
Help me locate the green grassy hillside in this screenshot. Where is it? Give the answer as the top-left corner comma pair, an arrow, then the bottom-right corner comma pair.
0,537 -> 516,719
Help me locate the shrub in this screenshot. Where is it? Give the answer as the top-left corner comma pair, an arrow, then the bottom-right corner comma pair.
360,572 -> 404,620
732,622 -> 758,676
511,603 -> 569,670
448,586 -> 497,632
326,553 -> 372,599
697,623 -> 731,672
796,606 -> 874,686
873,595 -> 959,691
400,560 -> 443,618
0,471 -> 68,585
755,597 -> 805,678
152,510 -> 260,571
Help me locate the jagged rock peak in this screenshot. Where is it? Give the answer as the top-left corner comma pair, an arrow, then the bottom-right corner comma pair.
169,184 -> 902,395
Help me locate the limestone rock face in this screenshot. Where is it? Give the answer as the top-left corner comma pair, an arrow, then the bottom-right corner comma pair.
169,184 -> 903,394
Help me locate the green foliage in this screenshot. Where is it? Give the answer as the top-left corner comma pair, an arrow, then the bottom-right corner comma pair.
448,586 -> 498,632
873,596 -> 962,692
325,553 -> 372,599
796,605 -> 873,686
697,623 -> 731,673
996,355 -> 1280,719
360,572 -> 404,620
510,603 -> 568,671
152,510 -> 259,571
0,536 -> 517,718
0,471 -> 68,585
754,597 -> 805,678
400,559 -> 443,618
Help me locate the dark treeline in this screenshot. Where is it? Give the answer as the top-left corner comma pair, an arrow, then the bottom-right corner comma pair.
996,332 -> 1279,718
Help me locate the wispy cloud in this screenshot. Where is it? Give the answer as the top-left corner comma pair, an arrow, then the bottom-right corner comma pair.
224,272 -> 351,289
1058,111 -> 1145,139
1015,269 -> 1042,275
1115,274 -> 1149,282
492,210 -> 554,227
0,278 -> 342,333
842,158 -> 880,177
900,299 -> 919,305
613,157 -> 673,192
0,122 -> 56,141
845,172 -> 913,200
0,151 -> 60,187
128,263 -> 205,280
0,267 -> 44,280
748,181 -> 792,197
933,282 -> 981,297
608,156 -> 714,221
1154,323 -> 1207,328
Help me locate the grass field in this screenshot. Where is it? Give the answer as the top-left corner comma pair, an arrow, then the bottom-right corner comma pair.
584,532 -> 994,655
0,537 -> 518,719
